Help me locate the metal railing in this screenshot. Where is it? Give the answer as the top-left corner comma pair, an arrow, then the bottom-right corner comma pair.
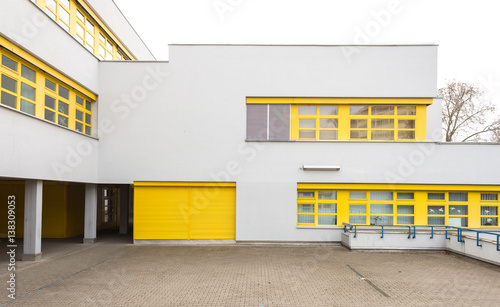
343,223 -> 500,251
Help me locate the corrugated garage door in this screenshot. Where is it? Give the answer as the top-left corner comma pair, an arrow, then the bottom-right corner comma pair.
134,182 -> 236,240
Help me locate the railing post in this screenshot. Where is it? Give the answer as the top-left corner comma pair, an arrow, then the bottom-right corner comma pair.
354,225 -> 357,238
381,226 -> 384,239
408,226 -> 411,239
431,226 -> 434,239
413,226 -> 416,239
476,232 -> 482,247
497,235 -> 500,252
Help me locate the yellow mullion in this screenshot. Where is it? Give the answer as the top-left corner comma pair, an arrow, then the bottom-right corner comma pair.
415,105 -> 427,141
34,72 -> 45,117
468,192 -> 480,228
67,90 -> 75,130
68,0 -> 77,38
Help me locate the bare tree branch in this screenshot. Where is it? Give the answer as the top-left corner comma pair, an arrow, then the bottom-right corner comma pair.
439,80 -> 499,142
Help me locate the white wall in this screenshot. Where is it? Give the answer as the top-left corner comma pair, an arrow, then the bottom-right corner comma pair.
95,45 -> 500,241
0,0 -> 100,92
0,107 -> 98,182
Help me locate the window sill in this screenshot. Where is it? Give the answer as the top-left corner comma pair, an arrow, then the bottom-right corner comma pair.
296,226 -> 343,229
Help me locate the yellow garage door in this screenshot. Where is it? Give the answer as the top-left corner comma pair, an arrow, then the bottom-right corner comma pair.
134,182 -> 236,240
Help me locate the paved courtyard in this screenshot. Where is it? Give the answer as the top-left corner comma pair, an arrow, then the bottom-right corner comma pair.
2,238 -> 500,306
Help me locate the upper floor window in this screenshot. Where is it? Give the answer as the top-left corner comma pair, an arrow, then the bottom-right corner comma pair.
246,98 -> 429,141
33,0 -> 133,60
1,47 -> 95,136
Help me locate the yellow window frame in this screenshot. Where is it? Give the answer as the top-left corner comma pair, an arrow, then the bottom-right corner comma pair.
297,190 -> 338,226
32,0 -> 134,60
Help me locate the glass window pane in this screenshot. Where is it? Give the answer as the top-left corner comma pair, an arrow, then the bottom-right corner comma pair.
58,115 -> 68,127
86,19 -> 94,32
45,9 -> 56,21
299,119 -> 316,129
349,204 -> 366,214
398,120 -> 415,129
86,32 -> 94,46
481,193 -> 498,201
318,191 -> 336,200
77,10 -> 85,22
99,34 -> 106,43
298,191 -> 314,199
350,130 -> 367,139
105,52 -> 113,61
349,215 -> 366,224
85,113 -> 92,124
319,130 -> 337,140
320,118 -> 338,128
371,106 -> 394,115
60,0 -> 70,8
349,192 -> 366,199
370,204 -> 393,214
350,106 -> 368,115
299,130 -> 315,139
20,99 -> 35,115
397,216 -> 414,225
75,122 -> 83,132
99,45 -> 105,57
481,217 -> 498,226
397,205 -> 414,214
397,192 -> 414,200
428,216 -> 445,226
428,193 -> 445,200
298,204 -> 314,213
76,96 -> 84,106
398,106 -> 416,116
371,118 -> 394,129
398,131 -> 415,140
370,215 -> 393,225
21,65 -> 36,82
449,205 -> 468,216
45,109 -> 55,122
59,6 -> 70,24
370,191 -> 393,200
318,203 -> 336,213
298,106 -> 316,115
76,36 -> 84,45
76,109 -> 83,121
298,215 -> 314,224
449,217 -> 468,227
449,192 -> 468,202
481,206 -> 498,216
2,55 -> 18,71
58,101 -> 69,115
45,79 -> 56,91
21,83 -> 35,100
85,125 -> 91,135
1,75 -> 17,93
318,215 -> 336,225
350,119 -> 367,128
85,101 -> 92,111
106,41 -> 113,51
46,0 -> 56,11
76,23 -> 84,37
58,86 -> 69,99
319,106 -> 338,115
371,131 -> 394,140
1,91 -> 17,108
45,95 -> 55,109
428,206 -> 444,215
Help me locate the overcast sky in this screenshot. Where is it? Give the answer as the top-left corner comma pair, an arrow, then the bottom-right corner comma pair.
114,0 -> 500,102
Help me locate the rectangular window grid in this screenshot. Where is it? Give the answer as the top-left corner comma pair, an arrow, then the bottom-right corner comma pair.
297,190 -> 337,226
427,192 -> 469,227
480,193 -> 499,227
33,0 -> 131,60
1,48 -> 94,135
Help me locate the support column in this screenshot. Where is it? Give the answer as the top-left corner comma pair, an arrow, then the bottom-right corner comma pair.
84,184 -> 97,244
23,180 -> 43,261
119,185 -> 129,234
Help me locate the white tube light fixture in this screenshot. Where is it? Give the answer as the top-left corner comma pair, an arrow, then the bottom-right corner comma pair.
301,165 -> 340,171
